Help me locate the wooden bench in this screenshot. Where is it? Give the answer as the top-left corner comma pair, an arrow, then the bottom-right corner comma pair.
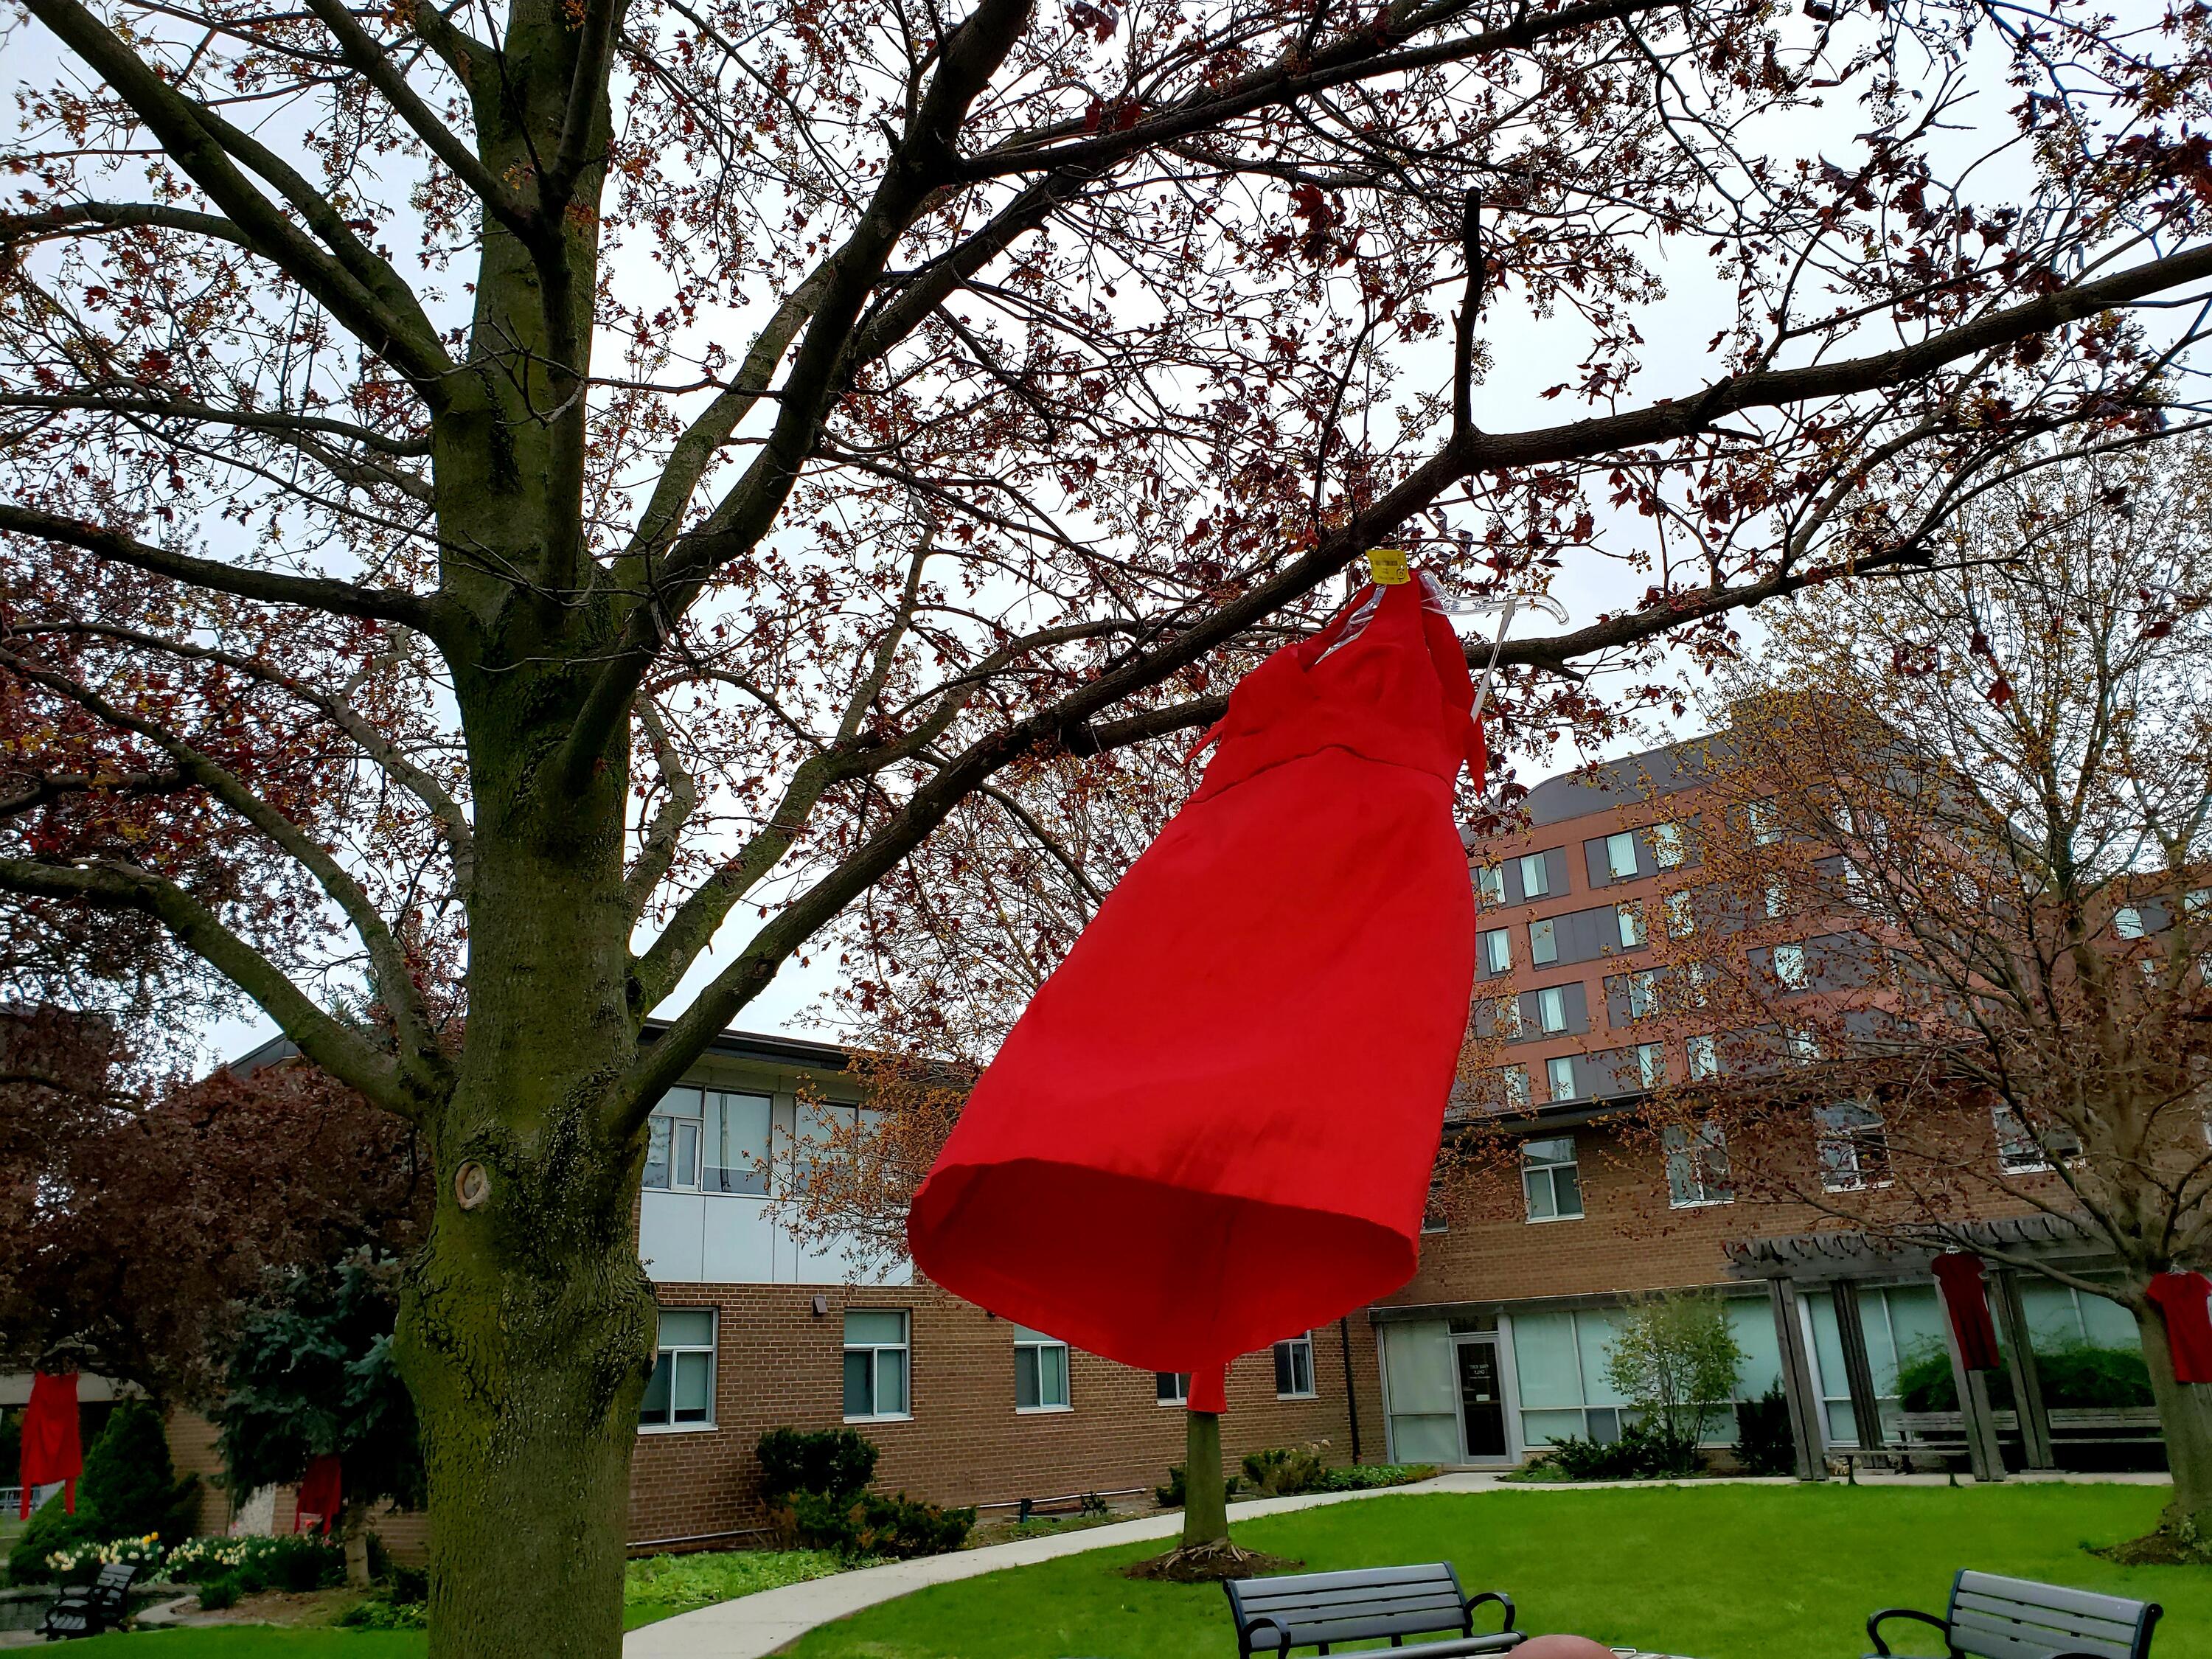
39,1560 -> 141,1641
1016,1489 -> 1108,1523
1223,1562 -> 1523,1658
1868,1570 -> 2160,1659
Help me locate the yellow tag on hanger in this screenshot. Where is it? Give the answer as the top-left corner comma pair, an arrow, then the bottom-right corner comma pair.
1366,548 -> 1411,585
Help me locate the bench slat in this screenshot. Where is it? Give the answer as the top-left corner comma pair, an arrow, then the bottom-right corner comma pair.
1234,1564 -> 1462,1597
1950,1612 -> 2134,1659
1956,1571 -> 2154,1626
1228,1561 -> 1520,1658
1952,1596 -> 2140,1644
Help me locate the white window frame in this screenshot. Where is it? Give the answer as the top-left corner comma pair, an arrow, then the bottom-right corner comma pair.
1545,1055 -> 1577,1102
1624,970 -> 1658,1020
1749,799 -> 1781,845
1155,1371 -> 1191,1405
843,1310 -> 913,1422
1517,852 -> 1552,900
1786,1026 -> 1822,1065
1815,1099 -> 1890,1192
1604,831 -> 1638,881
2115,905 -> 2147,940
1476,864 -> 1506,908
1686,1034 -> 1720,1079
1530,918 -> 1559,966
1773,942 -> 1808,991
1635,1042 -> 1666,1090
1521,1135 -> 1584,1222
1537,986 -> 1568,1034
639,1307 -> 717,1433
1994,1104 -> 2066,1174
1764,876 -> 1790,919
1663,890 -> 1696,939
1663,1121 -> 1733,1207
1615,903 -> 1646,948
1501,1064 -> 1531,1110
1479,928 -> 1512,974
1273,1334 -> 1317,1399
1014,1325 -> 1071,1413
1652,821 -> 1687,870
644,1087 -> 705,1193
1492,995 -> 1523,1039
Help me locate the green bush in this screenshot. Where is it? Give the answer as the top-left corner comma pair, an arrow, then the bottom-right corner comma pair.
6,1495 -> 99,1585
1152,1463 -> 1244,1507
783,1489 -> 973,1561
757,1427 -> 879,1505
1540,1418 -> 1693,1481
78,1399 -> 201,1546
1894,1338 -> 2152,1413
1733,1382 -> 1796,1475
1319,1463 -> 1436,1492
1241,1444 -> 1329,1497
195,1576 -> 240,1610
338,1593 -> 427,1629
163,1533 -> 341,1593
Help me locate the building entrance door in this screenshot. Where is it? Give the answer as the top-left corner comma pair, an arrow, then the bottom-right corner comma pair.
1455,1338 -> 1508,1459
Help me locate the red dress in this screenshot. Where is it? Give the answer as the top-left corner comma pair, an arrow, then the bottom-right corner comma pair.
18,1372 -> 82,1517
909,577 -> 1485,1407
2146,1272 -> 2212,1384
1931,1253 -> 2003,1371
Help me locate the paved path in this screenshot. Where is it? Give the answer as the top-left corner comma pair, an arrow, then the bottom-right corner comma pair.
622,1467 -> 2171,1659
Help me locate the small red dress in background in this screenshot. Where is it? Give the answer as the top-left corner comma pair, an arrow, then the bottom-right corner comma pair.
909,576 -> 1486,1405
294,1453 -> 343,1534
18,1371 -> 83,1518
2146,1271 -> 2212,1384
1931,1253 -> 2003,1371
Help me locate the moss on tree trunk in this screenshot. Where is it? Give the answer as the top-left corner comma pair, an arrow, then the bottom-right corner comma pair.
2133,1298 -> 2212,1547
1181,1411 -> 1228,1550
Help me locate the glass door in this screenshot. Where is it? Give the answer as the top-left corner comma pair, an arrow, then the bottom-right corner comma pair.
1455,1338 -> 1509,1459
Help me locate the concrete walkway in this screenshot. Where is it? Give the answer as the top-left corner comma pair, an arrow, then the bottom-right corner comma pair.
624,1467 -> 2173,1658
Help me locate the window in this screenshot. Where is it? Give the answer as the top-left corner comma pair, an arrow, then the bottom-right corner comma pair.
1663,1121 -> 1733,1206
1686,1034 -> 1719,1079
644,1087 -> 704,1192
1501,1064 -> 1531,1110
1476,864 -> 1506,907
1993,1105 -> 2079,1173
1480,928 -> 1512,975
1530,918 -> 1559,966
1155,1371 -> 1191,1405
2115,905 -> 2147,940
1763,876 -> 1790,919
1421,1178 -> 1450,1234
1624,970 -> 1658,1020
1635,1042 -> 1666,1090
1546,1055 -> 1577,1102
1773,942 -> 1808,990
844,1311 -> 910,1420
1518,852 -> 1552,899
1605,832 -> 1638,881
1015,1325 -> 1071,1412
639,1308 -> 715,1430
1683,959 -> 1713,1007
1615,903 -> 1646,948
1786,1026 -> 1822,1064
1491,995 -> 1523,1039
1816,1099 -> 1889,1192
701,1091 -> 773,1195
2189,888 -> 2211,916
1749,799 -> 1781,845
1273,1333 -> 1317,1398
1537,986 -> 1568,1033
1522,1136 -> 1584,1222
1652,821 -> 1686,870
1663,890 -> 1696,939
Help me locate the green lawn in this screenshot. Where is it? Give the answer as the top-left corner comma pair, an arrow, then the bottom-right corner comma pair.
782,1483 -> 2206,1659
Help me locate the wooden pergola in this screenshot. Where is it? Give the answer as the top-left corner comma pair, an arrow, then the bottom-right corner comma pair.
1722,1215 -> 2109,1481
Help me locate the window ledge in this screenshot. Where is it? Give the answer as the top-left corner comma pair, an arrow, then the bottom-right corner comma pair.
844,1413 -> 913,1425
637,1421 -> 719,1436
1155,1399 -> 1188,1408
1523,1211 -> 1585,1225
1015,1403 -> 1074,1416
1669,1197 -> 1734,1209
1275,1391 -> 1318,1402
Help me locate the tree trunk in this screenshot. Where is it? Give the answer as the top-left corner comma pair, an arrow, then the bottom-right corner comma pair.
341,1500 -> 372,1591
2132,1298 -> 2212,1542
1181,1411 -> 1230,1550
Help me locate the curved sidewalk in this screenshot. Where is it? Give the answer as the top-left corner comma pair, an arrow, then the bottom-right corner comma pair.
623,1473 -> 1473,1658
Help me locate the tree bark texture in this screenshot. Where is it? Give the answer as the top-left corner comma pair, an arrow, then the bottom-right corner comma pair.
1182,1411 -> 1230,1550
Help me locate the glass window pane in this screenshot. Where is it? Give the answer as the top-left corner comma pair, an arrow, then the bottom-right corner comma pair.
1520,1408 -> 1585,1447
643,1116 -> 672,1191
672,1119 -> 700,1189
1480,929 -> 1511,973
1012,1324 -> 1059,1344
1653,822 -> 1685,869
1606,832 -> 1637,880
658,1308 -> 714,1348
843,1350 -> 873,1417
639,1353 -> 672,1425
1524,1169 -> 1556,1220
1617,905 -> 1644,947
1547,1057 -> 1576,1099
672,1350 -> 712,1422
1381,1323 -> 1457,1414
656,1086 -> 704,1119
704,1093 -> 773,1195
1519,853 -> 1550,897
877,1349 -> 907,1415
1509,1311 -> 1582,1408
1041,1346 -> 1068,1407
1531,919 -> 1558,965
1156,1372 -> 1188,1402
1554,1164 -> 1583,1218
844,1310 -> 907,1346
1016,1346 -> 1040,1409
1392,1413 -> 1463,1463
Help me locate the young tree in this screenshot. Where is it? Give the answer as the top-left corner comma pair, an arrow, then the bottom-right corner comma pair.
8,0 -> 2212,1644
1638,439 -> 2212,1546
215,1255 -> 427,1588
1603,1291 -> 1745,1473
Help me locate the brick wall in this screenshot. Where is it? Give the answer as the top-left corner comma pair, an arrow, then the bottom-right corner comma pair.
627,1280 -> 1356,1546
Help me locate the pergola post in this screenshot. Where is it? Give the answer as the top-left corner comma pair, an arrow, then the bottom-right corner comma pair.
1831,1279 -> 1888,1450
1990,1268 -> 2056,1470
1768,1277 -> 1829,1481
1933,1268 -> 2008,1482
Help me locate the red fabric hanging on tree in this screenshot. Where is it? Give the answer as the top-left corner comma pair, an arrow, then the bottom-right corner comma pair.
17,1371 -> 83,1519
2146,1272 -> 2212,1385
909,574 -> 1486,1399
1931,1252 -> 2003,1371
293,1454 -> 343,1534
